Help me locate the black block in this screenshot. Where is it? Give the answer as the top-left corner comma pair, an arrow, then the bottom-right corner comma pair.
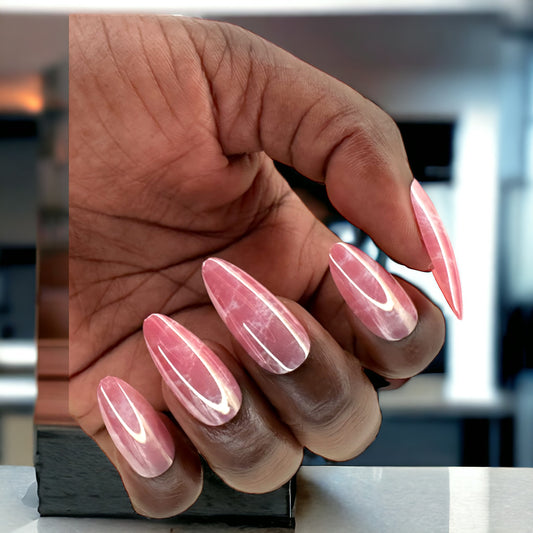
35,425 -> 295,527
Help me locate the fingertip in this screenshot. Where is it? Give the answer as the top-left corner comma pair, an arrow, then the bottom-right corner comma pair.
124,439 -> 203,518
94,379 -> 203,518
323,121 -> 432,273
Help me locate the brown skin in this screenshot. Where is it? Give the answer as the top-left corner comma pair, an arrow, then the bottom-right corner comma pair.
69,15 -> 445,518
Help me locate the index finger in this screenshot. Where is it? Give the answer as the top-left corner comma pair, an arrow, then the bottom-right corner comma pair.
167,16 -> 430,271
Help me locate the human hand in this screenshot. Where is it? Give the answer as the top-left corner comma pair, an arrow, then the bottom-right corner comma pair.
69,14 -> 455,518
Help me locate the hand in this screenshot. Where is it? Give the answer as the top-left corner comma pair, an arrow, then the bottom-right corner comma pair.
70,14 -> 447,518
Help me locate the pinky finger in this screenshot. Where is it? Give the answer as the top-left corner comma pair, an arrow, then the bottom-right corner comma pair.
96,376 -> 203,518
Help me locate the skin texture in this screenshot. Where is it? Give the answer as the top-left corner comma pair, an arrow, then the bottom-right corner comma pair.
69,15 -> 445,518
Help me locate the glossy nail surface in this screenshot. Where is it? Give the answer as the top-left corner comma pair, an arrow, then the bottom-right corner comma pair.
97,376 -> 175,478
329,242 -> 418,341
202,258 -> 310,374
410,179 -> 463,319
143,314 -> 241,426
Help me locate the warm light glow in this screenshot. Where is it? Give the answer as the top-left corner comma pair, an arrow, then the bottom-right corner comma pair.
0,74 -> 43,114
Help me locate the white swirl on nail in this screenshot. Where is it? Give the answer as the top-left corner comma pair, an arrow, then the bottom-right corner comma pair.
213,258 -> 310,358
99,382 -> 147,444
330,243 -> 395,312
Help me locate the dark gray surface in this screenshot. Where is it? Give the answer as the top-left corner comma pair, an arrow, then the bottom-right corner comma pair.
35,425 -> 294,527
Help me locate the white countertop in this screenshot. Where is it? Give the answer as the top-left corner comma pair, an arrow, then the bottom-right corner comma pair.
2,465 -> 533,532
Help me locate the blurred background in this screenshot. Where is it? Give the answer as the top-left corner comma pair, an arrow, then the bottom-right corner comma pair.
1,1 -> 532,469
0,15 -> 68,465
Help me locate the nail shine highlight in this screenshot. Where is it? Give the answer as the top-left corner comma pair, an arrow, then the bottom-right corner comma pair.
329,242 -> 418,341
97,376 -> 175,478
202,258 -> 310,374
410,179 -> 463,319
143,314 -> 242,427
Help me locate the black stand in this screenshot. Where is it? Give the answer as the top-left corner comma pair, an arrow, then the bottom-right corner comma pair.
35,425 -> 296,528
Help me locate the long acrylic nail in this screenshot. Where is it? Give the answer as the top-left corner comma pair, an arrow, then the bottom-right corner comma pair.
202,258 -> 310,375
410,179 -> 463,319
97,376 -> 175,478
329,242 -> 418,341
143,314 -> 242,427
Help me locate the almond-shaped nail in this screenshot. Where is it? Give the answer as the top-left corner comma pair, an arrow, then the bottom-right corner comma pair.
143,314 -> 241,427
97,376 -> 175,478
410,179 -> 463,319
329,242 -> 418,341
202,258 -> 310,375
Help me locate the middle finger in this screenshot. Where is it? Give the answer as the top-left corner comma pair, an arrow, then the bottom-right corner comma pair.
201,257 -> 382,461
143,313 -> 303,494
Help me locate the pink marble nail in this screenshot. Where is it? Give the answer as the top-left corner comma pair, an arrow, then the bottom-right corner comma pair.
410,179 -> 463,319
97,376 -> 175,478
329,242 -> 418,341
202,258 -> 310,375
143,314 -> 242,427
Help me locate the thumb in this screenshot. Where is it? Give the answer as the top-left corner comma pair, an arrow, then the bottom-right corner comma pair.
177,17 -> 430,270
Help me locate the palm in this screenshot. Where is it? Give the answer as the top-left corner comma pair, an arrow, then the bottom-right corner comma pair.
69,18 -> 449,515
69,20 -> 331,433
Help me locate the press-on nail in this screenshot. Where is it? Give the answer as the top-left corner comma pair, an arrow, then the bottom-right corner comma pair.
329,242 -> 418,341
410,179 -> 463,319
202,258 -> 310,374
143,314 -> 242,427
97,376 -> 175,478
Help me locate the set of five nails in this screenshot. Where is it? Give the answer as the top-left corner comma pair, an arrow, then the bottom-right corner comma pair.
97,178 -> 462,478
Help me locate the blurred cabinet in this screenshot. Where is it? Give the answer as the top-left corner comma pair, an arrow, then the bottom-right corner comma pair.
35,61 -> 70,430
